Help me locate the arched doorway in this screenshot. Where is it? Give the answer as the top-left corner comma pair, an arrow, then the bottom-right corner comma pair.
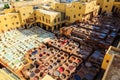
42,24 -> 46,30
48,26 -> 52,32
35,22 -> 41,27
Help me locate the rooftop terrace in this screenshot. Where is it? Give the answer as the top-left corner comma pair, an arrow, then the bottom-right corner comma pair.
37,9 -> 61,15
103,55 -> 120,80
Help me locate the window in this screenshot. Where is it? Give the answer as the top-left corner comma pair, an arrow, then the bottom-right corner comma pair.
79,7 -> 81,9
40,17 -> 41,20
5,24 -> 8,27
73,5 -> 75,8
46,19 -> 48,23
4,18 -> 7,20
105,5 -> 108,8
106,60 -> 109,63
66,16 -> 69,20
97,3 -> 100,5
49,20 -> 50,23
12,23 -> 14,25
54,19 -> 56,23
74,15 -> 76,18
58,18 -> 60,22
68,16 -> 70,20
23,13 -> 25,16
29,12 -> 31,15
14,16 -> 17,18
16,22 -> 19,24
42,16 -> 44,21
23,20 -> 26,22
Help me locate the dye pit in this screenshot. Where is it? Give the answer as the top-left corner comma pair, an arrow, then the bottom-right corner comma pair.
0,16 -> 120,80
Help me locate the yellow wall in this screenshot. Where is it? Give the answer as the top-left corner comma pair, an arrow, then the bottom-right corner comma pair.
8,13 -> 21,28
102,54 -> 116,80
97,0 -> 120,14
1,2 -> 61,32
65,1 -> 99,23
0,69 -> 16,80
2,8 -> 15,14
85,1 -> 98,14
0,6 -> 34,32
0,1 -> 100,33
66,2 -> 85,23
0,5 -> 62,32
102,0 -> 114,13
0,13 -> 21,32
15,6 -> 35,26
35,9 -> 51,26
36,9 -> 61,26
0,14 -> 8,32
51,2 -> 66,13
101,46 -> 120,70
84,1 -> 99,19
96,0 -> 104,8
101,53 -> 112,70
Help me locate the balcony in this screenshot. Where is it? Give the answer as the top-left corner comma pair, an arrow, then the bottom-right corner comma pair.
26,18 -> 36,23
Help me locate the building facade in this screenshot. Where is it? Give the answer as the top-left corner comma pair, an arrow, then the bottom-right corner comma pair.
0,5 -> 63,32
101,46 -> 120,70
0,0 -> 100,33
0,12 -> 21,32
101,44 -> 120,80
35,9 -> 62,31
15,6 -> 35,28
51,0 -> 99,23
97,0 -> 120,16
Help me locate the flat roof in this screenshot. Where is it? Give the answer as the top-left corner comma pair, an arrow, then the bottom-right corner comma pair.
0,12 -> 17,16
11,1 -> 41,7
103,55 -> 120,80
37,9 -> 61,15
